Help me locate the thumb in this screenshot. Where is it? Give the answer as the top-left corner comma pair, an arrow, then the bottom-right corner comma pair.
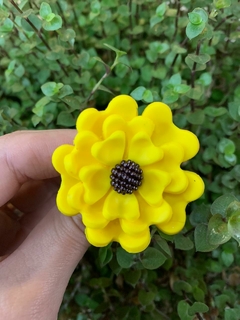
0,191 -> 89,319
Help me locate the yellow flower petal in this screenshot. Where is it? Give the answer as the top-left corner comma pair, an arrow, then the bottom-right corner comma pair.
56,175 -> 79,216
128,116 -> 155,137
67,182 -> 85,211
106,95 -> 138,121
91,131 -> 126,166
64,150 -> 81,178
120,198 -> 172,235
86,220 -> 151,253
102,114 -> 128,138
158,143 -> 189,194
138,196 -> 173,225
118,228 -> 151,253
74,130 -> 99,150
76,108 -> 106,137
119,217 -> 147,234
79,164 -> 111,205
103,190 -> 140,220
85,220 -> 119,247
138,169 -> 171,206
81,197 -> 109,229
128,131 -> 164,166
158,171 -> 204,234
52,144 -> 74,174
142,102 -> 199,161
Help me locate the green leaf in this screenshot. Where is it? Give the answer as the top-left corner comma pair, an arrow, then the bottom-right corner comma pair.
33,96 -> 51,117
31,115 -> 41,127
39,2 -> 52,20
187,110 -> 205,125
204,106 -> 227,117
177,300 -> 193,320
218,138 -> 235,155
211,194 -> 238,217
228,102 -> 240,121
58,85 -> 74,98
0,18 -> 13,34
123,269 -> 141,287
228,213 -> 240,245
116,247 -> 135,268
91,0 -> 101,14
75,293 -> 98,310
41,82 -> 63,97
130,86 -> 146,101
163,90 -> 179,104
154,235 -> 172,256
224,308 -> 239,320
207,214 -> 231,246
57,111 -> 75,127
21,14 -> 42,32
99,245 -> 113,267
221,251 -> 234,267
226,201 -> 240,219
187,54 -> 211,65
198,72 -> 212,86
174,234 -> 194,250
214,0 -> 231,9
156,2 -> 167,17
169,73 -> 181,85
224,154 -> 237,166
45,13 -> 55,22
192,287 -> 205,303
14,65 -> 25,78
188,12 -> 203,25
185,57 -> 206,71
138,290 -> 155,306
104,43 -> 126,57
195,224 -> 218,252
59,29 -> 76,42
140,247 -> 167,270
142,89 -> 153,103
43,15 -> 62,31
186,21 -> 205,40
188,302 -> 209,316
190,204 -> 211,226
150,15 -> 164,28
186,86 -> 204,100
173,280 -> 192,295
193,8 -> 208,23
173,84 -> 190,94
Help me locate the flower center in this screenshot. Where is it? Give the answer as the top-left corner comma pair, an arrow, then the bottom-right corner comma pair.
110,160 -> 143,195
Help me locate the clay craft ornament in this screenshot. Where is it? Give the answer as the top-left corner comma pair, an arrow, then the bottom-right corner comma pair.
52,95 -> 204,253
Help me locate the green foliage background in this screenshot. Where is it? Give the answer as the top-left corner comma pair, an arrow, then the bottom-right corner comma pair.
1,0 -> 240,319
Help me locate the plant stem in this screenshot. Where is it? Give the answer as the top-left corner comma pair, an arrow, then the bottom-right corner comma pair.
172,0 -> 181,40
9,0 -> 51,50
191,42 -> 201,89
69,0 -> 82,36
128,0 -> 133,45
208,14 -> 233,46
56,0 -> 67,26
9,0 -> 69,78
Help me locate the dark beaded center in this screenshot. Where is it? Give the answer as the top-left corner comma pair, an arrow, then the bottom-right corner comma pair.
110,160 -> 143,195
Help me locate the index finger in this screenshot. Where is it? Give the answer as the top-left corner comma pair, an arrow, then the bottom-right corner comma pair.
0,130 -> 75,206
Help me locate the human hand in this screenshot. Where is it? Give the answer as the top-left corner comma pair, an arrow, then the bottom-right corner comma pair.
0,130 -> 89,320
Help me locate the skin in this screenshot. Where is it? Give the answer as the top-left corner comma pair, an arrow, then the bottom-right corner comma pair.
0,130 -> 89,320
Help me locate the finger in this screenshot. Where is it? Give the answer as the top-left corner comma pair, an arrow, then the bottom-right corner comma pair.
0,201 -> 89,318
0,130 -> 75,206
0,208 -> 20,256
0,179 -> 60,255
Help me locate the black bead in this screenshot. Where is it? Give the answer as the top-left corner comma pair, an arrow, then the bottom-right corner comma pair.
110,159 -> 143,195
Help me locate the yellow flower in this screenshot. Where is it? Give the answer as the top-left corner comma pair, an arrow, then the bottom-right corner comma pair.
52,95 -> 204,253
